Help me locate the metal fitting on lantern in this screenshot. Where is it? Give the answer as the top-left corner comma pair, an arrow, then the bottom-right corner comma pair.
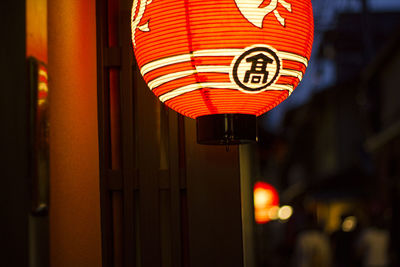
196,114 -> 257,145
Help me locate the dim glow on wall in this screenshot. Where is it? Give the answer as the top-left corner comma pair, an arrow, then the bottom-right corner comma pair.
253,182 -> 279,224
26,0 -> 48,63
131,0 -> 314,119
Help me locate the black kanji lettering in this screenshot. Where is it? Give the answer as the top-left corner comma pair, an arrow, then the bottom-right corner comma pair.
243,53 -> 274,84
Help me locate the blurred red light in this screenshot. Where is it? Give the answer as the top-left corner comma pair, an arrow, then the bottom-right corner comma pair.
254,182 -> 279,224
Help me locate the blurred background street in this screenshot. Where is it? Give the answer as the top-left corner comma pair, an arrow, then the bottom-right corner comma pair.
251,0 -> 400,266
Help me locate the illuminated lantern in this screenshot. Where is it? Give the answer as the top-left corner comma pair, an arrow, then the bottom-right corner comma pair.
132,0 -> 314,144
253,182 -> 279,224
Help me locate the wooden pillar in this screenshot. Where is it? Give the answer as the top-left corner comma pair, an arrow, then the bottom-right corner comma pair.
48,0 -> 102,266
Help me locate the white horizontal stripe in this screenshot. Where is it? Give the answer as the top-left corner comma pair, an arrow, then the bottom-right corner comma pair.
141,54 -> 192,76
141,49 -> 308,76
196,65 -> 231,73
270,84 -> 294,93
148,66 -> 231,89
159,82 -> 293,102
148,70 -> 195,89
280,69 -> 303,80
159,83 -> 203,102
192,49 -> 242,57
148,66 -> 302,91
279,51 -> 308,67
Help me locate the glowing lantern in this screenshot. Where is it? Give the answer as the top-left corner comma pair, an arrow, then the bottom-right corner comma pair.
253,182 -> 279,224
132,0 -> 314,144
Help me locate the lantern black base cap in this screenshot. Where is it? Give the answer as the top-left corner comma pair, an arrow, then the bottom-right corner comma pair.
196,114 -> 257,145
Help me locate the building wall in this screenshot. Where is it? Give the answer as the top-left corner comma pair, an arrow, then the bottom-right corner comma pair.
48,0 -> 102,266
0,1 -> 29,266
380,47 -> 400,128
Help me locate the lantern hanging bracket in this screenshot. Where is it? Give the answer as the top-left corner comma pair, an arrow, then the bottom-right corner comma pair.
196,114 -> 257,145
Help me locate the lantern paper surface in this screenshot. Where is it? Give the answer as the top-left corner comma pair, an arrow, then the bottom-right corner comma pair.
132,0 -> 314,119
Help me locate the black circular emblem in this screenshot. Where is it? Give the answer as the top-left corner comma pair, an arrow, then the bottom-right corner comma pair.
232,46 -> 281,92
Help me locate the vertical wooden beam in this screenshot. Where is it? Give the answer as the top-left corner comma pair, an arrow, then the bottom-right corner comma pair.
134,70 -> 162,267
119,7 -> 137,267
185,118 -> 244,267
96,0 -> 114,266
168,111 -> 184,267
239,144 -> 257,267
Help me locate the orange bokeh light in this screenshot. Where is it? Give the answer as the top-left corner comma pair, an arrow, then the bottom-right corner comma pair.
253,182 -> 279,224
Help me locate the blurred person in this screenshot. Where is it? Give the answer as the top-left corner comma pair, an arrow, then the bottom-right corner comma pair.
331,214 -> 360,267
293,212 -> 332,267
356,213 -> 390,267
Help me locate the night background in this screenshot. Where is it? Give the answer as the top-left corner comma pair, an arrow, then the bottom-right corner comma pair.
254,0 -> 400,266
1,0 -> 400,266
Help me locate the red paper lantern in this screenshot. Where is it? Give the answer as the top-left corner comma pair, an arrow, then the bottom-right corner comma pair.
253,181 -> 279,224
132,0 -> 314,144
